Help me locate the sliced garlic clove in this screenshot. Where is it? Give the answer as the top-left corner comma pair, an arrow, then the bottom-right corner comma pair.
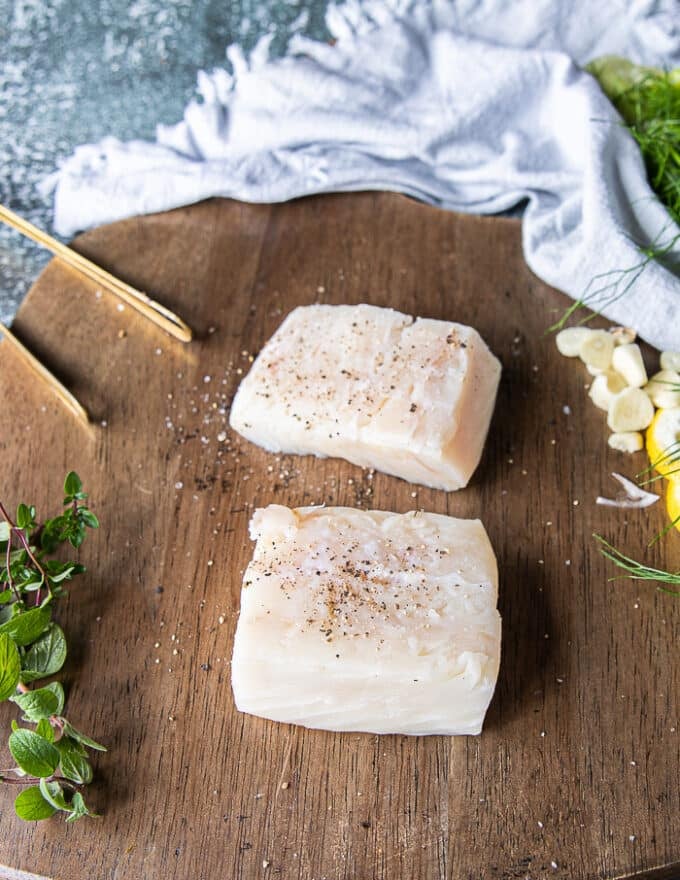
644,369 -> 680,409
596,471 -> 658,507
555,327 -> 595,357
609,326 -> 636,346
607,431 -> 644,453
579,330 -> 614,371
586,364 -> 606,376
589,370 -> 627,411
607,387 -> 655,432
611,343 -> 647,388
660,350 -> 680,372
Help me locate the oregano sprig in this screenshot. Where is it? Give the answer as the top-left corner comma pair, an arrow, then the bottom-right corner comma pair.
0,472 -> 104,822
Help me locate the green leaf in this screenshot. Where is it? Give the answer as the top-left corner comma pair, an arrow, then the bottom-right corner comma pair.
16,504 -> 32,530
39,777 -> 69,811
0,589 -> 14,604
65,791 -> 96,822
44,681 -> 65,715
0,632 -> 21,701
0,521 -> 10,542
57,739 -> 93,784
10,686 -> 60,722
0,607 -> 51,647
63,472 -> 82,499
46,564 -> 76,585
35,718 -> 55,743
60,720 -> 106,752
14,786 -> 57,821
18,575 -> 43,593
9,728 -> 60,778
20,623 -> 67,682
79,509 -> 99,529
69,524 -> 86,549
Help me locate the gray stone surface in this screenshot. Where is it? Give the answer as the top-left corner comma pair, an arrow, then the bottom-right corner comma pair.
0,1 -> 330,321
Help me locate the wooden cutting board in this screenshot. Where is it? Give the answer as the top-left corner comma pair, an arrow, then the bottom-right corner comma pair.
0,194 -> 678,880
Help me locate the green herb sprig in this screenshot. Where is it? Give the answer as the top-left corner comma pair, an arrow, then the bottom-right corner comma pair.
638,441 -> 680,486
0,473 -> 104,822
550,58 -> 680,331
598,61 -> 680,226
594,533 -> 680,596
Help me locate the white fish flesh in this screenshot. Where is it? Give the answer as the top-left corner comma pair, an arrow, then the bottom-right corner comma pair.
229,304 -> 501,490
231,504 -> 501,735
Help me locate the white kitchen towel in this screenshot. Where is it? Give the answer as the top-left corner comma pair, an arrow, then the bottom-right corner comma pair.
46,0 -> 680,350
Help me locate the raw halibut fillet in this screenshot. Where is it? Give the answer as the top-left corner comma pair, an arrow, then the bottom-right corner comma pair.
231,505 -> 501,735
229,303 -> 501,491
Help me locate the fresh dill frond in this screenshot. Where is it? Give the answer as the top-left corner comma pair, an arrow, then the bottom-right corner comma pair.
637,441 -> 680,486
588,57 -> 680,225
648,514 -> 680,547
547,228 -> 680,334
593,533 -> 680,594
613,77 -> 680,226
548,58 -> 680,332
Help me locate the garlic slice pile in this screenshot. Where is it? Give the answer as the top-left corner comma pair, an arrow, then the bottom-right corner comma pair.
555,325 -> 680,454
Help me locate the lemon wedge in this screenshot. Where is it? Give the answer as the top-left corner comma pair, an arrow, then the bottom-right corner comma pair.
665,480 -> 680,532
646,407 -> 680,478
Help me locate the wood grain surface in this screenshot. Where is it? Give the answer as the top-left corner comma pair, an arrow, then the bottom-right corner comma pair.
0,194 -> 677,880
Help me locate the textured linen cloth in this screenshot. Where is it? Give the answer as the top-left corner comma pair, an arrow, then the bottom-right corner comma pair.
46,0 -> 680,349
